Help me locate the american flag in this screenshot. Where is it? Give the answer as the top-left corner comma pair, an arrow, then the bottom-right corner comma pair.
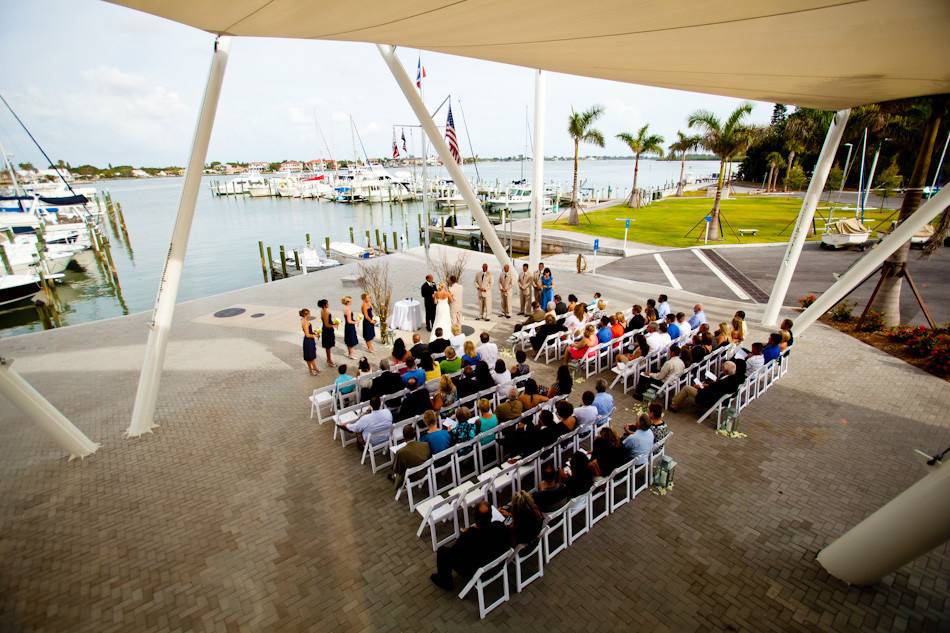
416,55 -> 426,89
445,104 -> 461,164
401,129 -> 407,153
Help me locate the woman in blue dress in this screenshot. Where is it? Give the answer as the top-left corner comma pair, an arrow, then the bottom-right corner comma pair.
300,308 -> 319,375
540,267 -> 554,310
318,298 -> 336,367
360,292 -> 376,353
342,296 -> 359,359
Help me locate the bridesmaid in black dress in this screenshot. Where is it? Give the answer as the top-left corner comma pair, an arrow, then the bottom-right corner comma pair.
300,308 -> 319,375
318,298 -> 336,367
342,296 -> 359,359
360,292 -> 376,353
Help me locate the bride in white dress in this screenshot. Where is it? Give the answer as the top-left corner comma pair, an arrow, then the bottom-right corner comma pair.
431,283 -> 453,340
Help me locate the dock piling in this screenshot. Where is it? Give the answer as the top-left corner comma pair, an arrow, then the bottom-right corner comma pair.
324,237 -> 331,258
279,245 -> 288,278
266,246 -> 275,281
258,241 -> 268,283
349,227 -> 355,243
293,249 -> 301,271
383,234 -> 389,253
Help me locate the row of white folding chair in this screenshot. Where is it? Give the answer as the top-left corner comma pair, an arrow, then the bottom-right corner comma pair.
653,343 -> 736,407
695,351 -> 791,429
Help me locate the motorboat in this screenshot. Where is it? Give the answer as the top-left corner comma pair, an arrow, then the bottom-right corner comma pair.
328,241 -> 379,259
910,224 -> 935,248
299,174 -> 333,199
247,178 -> 271,197
0,272 -> 53,306
274,177 -> 301,198
821,218 -> 873,250
1,236 -> 77,275
272,246 -> 341,272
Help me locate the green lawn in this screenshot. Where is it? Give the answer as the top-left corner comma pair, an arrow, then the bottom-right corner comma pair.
545,196 -> 897,248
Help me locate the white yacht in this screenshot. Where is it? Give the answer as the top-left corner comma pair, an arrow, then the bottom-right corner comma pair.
247,178 -> 271,197
486,183 -> 534,212
272,246 -> 341,272
328,241 -> 379,259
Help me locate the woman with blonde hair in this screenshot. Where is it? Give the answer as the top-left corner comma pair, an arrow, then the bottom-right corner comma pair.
503,491 -> 544,544
341,296 -> 358,359
562,323 -> 597,363
360,292 -> 376,353
449,323 -> 466,355
461,339 -> 481,367
476,398 -> 498,446
714,322 -> 732,349
433,374 -> 457,410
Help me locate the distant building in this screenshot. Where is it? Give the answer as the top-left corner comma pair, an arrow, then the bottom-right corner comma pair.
248,161 -> 268,172
36,168 -> 74,182
224,164 -> 245,175
279,160 -> 303,173
131,169 -> 150,178
304,159 -> 327,171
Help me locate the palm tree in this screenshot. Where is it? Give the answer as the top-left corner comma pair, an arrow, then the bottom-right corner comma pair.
687,103 -> 757,240
765,151 -> 785,192
616,124 -> 664,207
565,105 -> 605,225
669,131 -> 702,196
782,139 -> 804,192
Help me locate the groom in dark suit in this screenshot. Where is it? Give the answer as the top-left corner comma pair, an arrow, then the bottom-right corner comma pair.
421,274 -> 437,331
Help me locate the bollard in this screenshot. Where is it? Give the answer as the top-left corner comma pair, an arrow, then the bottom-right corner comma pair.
365,230 -> 371,248
374,228 -> 382,250
306,233 -> 312,247
392,231 -> 398,252
293,249 -> 301,271
279,245 -> 288,278
349,227 -> 355,243
383,234 -> 389,253
266,246 -> 275,281
325,236 -> 331,258
258,241 -> 268,283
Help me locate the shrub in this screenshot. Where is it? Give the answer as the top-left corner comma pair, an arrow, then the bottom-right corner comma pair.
856,309 -> 886,332
798,293 -> 816,308
829,301 -> 853,322
887,325 -> 922,343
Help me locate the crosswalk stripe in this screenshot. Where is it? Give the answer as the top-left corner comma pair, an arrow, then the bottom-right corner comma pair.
653,253 -> 682,289
690,249 -> 751,301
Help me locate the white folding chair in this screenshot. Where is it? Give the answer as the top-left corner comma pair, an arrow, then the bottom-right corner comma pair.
542,505 -> 569,562
453,442 -> 480,483
432,446 -> 458,495
363,429 -> 394,473
458,550 -> 513,620
454,478 -> 491,528
589,477 -> 611,526
567,493 -> 591,544
489,461 -> 520,508
308,387 -> 335,424
512,539 -> 544,593
397,459 -> 434,511
415,491 -> 461,551
516,451 -> 541,492
632,459 -> 649,497
609,459 -> 635,511
476,432 -> 501,471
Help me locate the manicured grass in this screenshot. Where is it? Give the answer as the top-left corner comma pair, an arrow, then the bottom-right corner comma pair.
545,196 -> 896,248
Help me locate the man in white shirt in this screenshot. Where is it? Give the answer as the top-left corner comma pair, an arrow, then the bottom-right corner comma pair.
635,345 -> 685,400
340,396 -> 393,446
644,324 -> 664,353
745,342 -> 765,374
656,294 -> 671,319
476,332 -> 498,367
573,391 -> 600,428
656,322 -> 673,349
676,312 -> 692,340
688,303 -> 707,330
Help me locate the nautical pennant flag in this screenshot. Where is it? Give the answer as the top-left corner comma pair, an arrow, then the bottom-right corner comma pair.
445,104 -> 461,164
392,134 -> 399,159
416,55 -> 426,89
401,129 -> 407,153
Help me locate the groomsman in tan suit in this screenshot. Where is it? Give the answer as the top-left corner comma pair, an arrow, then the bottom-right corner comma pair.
498,264 -> 514,318
448,275 -> 464,327
532,261 -> 544,305
474,263 -> 494,321
518,263 -> 533,316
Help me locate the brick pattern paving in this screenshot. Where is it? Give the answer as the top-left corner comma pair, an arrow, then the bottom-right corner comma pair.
1,249 -> 948,632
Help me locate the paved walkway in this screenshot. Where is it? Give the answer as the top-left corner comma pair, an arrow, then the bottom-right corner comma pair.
1,245 -> 948,632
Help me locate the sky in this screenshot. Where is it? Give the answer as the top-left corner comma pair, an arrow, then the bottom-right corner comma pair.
0,0 -> 775,168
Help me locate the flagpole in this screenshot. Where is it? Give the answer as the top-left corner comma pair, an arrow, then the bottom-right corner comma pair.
418,55 -> 431,271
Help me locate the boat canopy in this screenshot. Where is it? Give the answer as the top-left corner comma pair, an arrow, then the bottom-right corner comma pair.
829,218 -> 870,234
106,0 -> 949,109
0,194 -> 89,205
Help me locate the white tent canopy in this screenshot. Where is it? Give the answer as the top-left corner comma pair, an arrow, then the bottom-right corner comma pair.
107,0 -> 949,109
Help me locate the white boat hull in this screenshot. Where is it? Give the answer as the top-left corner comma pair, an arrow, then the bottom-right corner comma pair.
821,232 -> 871,249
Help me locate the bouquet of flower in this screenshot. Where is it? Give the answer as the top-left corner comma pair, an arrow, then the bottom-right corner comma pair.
332,318 -> 340,327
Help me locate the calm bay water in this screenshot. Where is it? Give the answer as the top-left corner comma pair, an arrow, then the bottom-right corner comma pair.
0,159 -> 721,337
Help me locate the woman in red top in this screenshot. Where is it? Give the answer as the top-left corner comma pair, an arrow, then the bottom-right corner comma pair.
563,324 -> 598,362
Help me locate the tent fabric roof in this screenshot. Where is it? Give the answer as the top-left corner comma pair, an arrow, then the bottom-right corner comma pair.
106,0 -> 949,109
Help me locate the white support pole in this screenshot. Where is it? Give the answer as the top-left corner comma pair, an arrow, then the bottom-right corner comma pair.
761,109 -> 850,327
126,36 -> 231,437
796,184 -> 950,334
0,357 -> 99,460
529,69 -> 546,270
377,44 -> 511,269
818,459 -> 950,586
862,143 -> 882,214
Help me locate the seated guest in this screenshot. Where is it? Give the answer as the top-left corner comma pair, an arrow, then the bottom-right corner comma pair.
657,293 -> 671,319
553,294 -> 568,315
449,324 -> 466,355
419,353 -> 441,384
615,333 -> 650,365
746,342 -> 765,374
611,314 -> 625,339
680,346 -> 695,371
454,365 -> 479,399
688,303 -> 707,330
428,328 -> 450,355
461,340 -> 481,368
519,378 -> 549,410
473,360 -> 496,392
544,301 -> 557,319
670,361 -> 740,413
644,324 -> 664,353
690,343 -> 708,364
590,426 -> 624,476
532,464 -> 568,512
439,346 -> 462,374
492,359 -> 513,394
431,501 -> 510,591
656,322 -> 673,349
392,425 -> 430,488
397,378 -> 432,421
507,411 -> 537,456
563,451 -> 594,498
531,314 -> 567,351
504,491 -> 544,545
645,299 -> 659,323
780,318 -> 795,348
698,331 -> 714,353
648,402 -> 670,443
626,304 -> 646,332
731,311 -> 748,344
563,304 -> 586,334
622,414 -> 655,464
634,345 -> 685,400
592,379 -> 614,416
338,396 -> 393,448
511,349 -> 530,378
665,314 -> 680,340
554,400 -> 577,434
495,387 -> 524,423
514,301 -> 545,332
573,391 -> 599,428
596,316 -> 613,344
763,333 -> 783,363
421,410 -> 452,454
714,322 -> 732,349
535,410 -> 558,448
357,357 -> 374,401
566,294 -> 579,314
335,364 -> 356,397
371,359 -> 404,399
476,332 -> 498,368
409,333 -> 428,360
676,312 -> 692,340
779,329 -> 791,351
547,364 -> 574,399
432,375 -> 458,410
401,357 -> 426,387
476,398 -> 498,446
449,406 -> 477,446
562,324 -> 597,363
391,337 -> 410,365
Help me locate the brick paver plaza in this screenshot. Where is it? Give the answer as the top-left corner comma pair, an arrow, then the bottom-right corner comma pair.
1,246 -> 948,632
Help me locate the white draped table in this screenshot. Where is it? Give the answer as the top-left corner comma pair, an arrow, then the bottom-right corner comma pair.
388,299 -> 424,331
